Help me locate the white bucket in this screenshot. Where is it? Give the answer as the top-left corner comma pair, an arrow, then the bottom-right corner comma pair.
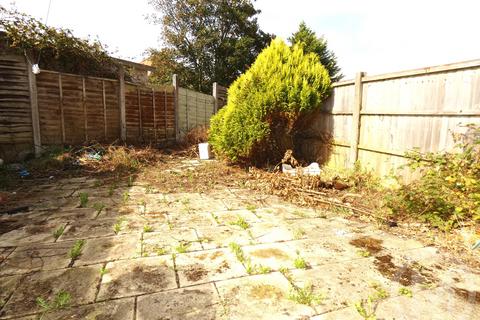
198,143 -> 210,160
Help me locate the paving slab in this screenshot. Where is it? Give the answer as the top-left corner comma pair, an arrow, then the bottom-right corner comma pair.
312,286 -> 479,320
142,228 -> 202,256
97,256 -> 176,300
242,242 -> 304,271
39,297 -> 135,320
0,265 -> 101,318
0,242 -> 73,276
195,225 -> 253,249
0,275 -> 22,310
168,210 -> 216,228
175,248 -> 247,286
59,218 -> 118,241
216,272 -> 314,320
213,209 -> 261,226
136,283 -> 222,320
74,234 -> 141,265
0,222 -> 58,246
0,247 -> 15,263
248,222 -> 296,244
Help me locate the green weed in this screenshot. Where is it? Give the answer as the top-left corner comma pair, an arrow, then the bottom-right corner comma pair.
230,216 -> 250,230
122,191 -> 130,203
100,266 -> 108,276
53,226 -> 65,240
293,228 -> 306,240
246,204 -> 257,213
398,287 -> 413,298
293,256 -> 309,269
143,225 -> 154,233
175,241 -> 191,253
229,242 -> 246,263
69,240 -> 85,260
79,192 -> 89,208
288,283 -> 324,306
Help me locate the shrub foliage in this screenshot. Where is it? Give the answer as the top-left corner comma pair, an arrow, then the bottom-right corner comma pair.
386,125 -> 480,229
209,39 -> 331,165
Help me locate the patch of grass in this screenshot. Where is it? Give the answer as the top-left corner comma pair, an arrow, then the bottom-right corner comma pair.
93,202 -> 105,215
398,287 -> 413,298
113,218 -> 125,235
108,184 -> 116,197
69,240 -> 85,260
230,216 -> 250,230
293,256 -> 309,269
122,191 -> 130,203
143,225 -> 154,233
246,204 -> 257,213
210,213 -> 220,224
292,210 -> 308,218
175,241 -> 191,253
357,249 -> 371,257
354,282 -> 389,320
100,266 -> 108,276
36,290 -> 71,315
293,228 -> 306,240
288,283 -> 324,306
127,176 -> 134,187
155,246 -> 168,255
53,226 -> 65,240
245,260 -> 272,275
229,242 -> 246,263
79,192 -> 89,208
144,184 -> 154,194
279,267 -> 293,282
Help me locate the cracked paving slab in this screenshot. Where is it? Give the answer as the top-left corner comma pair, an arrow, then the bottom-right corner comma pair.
97,256 -> 177,300
216,273 -> 314,320
136,283 -> 222,320
0,265 -> 101,318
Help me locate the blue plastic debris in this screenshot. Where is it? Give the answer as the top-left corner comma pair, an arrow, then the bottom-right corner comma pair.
472,240 -> 480,250
19,169 -> 30,178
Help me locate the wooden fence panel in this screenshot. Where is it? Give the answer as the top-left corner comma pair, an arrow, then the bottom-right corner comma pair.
37,72 -> 62,145
104,80 -> 120,141
85,78 -> 105,142
0,55 -> 32,143
125,84 -> 141,143
302,59 -> 480,179
0,54 -> 32,161
177,87 -> 215,137
61,75 -> 85,145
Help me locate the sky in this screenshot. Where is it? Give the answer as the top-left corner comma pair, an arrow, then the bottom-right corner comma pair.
1,0 -> 479,79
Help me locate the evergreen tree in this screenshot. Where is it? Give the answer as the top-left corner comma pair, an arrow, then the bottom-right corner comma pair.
289,22 -> 343,82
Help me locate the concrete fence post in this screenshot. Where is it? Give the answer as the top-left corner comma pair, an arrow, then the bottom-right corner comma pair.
212,82 -> 218,113
118,66 -> 127,142
350,71 -> 365,167
26,61 -> 42,157
172,74 -> 179,141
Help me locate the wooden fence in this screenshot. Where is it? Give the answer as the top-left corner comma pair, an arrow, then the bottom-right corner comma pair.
0,54 -> 222,162
298,59 -> 480,179
173,76 -> 226,138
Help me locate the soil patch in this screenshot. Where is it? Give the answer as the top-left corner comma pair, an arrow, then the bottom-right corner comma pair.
349,236 -> 383,254
249,284 -> 284,300
452,287 -> 480,304
184,264 -> 209,282
250,248 -> 289,260
374,255 -> 437,286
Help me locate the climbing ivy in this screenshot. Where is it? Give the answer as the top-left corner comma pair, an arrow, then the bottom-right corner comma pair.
0,5 -> 118,78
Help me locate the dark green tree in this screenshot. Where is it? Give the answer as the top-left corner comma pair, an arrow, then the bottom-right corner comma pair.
148,0 -> 272,93
289,22 -> 343,82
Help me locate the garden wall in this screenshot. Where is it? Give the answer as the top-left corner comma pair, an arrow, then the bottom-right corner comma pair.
299,59 -> 480,179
